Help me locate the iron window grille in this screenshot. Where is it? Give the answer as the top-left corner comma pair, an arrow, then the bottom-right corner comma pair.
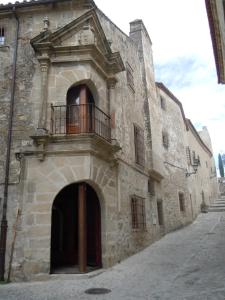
162,131 -> 169,149
160,96 -> 166,110
131,196 -> 146,230
157,199 -> 164,226
148,179 -> 155,196
178,192 -> 185,212
186,146 -> 191,165
0,27 -> 5,45
134,124 -> 145,166
126,62 -> 135,92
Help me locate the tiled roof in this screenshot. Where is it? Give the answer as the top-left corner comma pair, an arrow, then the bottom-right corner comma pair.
0,0 -> 95,11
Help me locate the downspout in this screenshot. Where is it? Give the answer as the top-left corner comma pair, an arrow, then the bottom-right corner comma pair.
0,7 -> 19,281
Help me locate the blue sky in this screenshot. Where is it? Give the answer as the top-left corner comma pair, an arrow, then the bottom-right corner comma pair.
1,0 -> 225,162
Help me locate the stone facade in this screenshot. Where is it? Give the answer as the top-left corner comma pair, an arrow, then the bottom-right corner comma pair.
205,0 -> 225,83
0,0 -> 218,281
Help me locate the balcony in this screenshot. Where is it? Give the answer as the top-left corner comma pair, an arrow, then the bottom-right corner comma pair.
50,103 -> 111,142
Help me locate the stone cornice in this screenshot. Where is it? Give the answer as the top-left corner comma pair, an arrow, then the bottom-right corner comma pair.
28,133 -> 121,163
186,119 -> 213,157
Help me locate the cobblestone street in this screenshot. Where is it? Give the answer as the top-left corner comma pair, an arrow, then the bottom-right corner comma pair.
1,212 -> 225,300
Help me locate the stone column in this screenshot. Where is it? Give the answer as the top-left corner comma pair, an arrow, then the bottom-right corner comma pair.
37,58 -> 49,134
78,183 -> 87,273
107,78 -> 117,140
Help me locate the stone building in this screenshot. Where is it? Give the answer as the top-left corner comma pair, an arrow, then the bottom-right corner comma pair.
205,0 -> 225,83
0,0 -> 218,281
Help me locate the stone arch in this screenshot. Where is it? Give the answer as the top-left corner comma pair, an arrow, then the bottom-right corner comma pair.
50,179 -> 106,273
54,65 -> 106,107
67,79 -> 99,105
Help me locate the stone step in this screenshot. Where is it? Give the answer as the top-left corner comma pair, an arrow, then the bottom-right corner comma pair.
208,207 -> 225,212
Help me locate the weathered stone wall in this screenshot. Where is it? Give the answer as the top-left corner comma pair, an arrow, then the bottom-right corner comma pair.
186,124 -> 218,212
0,1 -> 219,281
156,86 -> 192,232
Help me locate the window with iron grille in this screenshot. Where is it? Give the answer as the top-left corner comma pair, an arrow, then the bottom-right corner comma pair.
131,196 -> 146,230
148,179 -> 155,196
0,27 -> 5,45
162,131 -> 169,149
186,146 -> 191,165
134,124 -> 145,166
178,192 -> 185,212
157,199 -> 164,226
160,96 -> 166,110
192,150 -> 196,164
126,62 -> 135,92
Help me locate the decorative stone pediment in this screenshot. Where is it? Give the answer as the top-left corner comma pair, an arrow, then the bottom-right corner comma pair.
31,9 -> 125,78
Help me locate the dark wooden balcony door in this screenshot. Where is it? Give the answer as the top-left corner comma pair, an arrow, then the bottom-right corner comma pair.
66,85 -> 95,134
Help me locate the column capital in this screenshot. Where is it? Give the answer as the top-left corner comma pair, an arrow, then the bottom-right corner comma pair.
107,77 -> 117,89
38,56 -> 50,72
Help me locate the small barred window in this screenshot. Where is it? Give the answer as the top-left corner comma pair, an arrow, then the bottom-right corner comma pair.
157,200 -> 164,226
178,192 -> 185,212
0,27 -> 5,45
134,124 -> 145,166
186,147 -> 191,165
162,131 -> 169,149
131,196 -> 146,230
126,62 -> 135,92
148,179 -> 155,196
160,96 -> 166,110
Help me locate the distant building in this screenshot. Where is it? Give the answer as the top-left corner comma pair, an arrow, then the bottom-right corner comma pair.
205,0 -> 225,83
0,0 -> 218,281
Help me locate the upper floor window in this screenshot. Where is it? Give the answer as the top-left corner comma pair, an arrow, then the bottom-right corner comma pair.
134,124 -> 145,166
162,131 -> 169,149
160,96 -> 166,110
186,146 -> 191,165
126,62 -> 135,93
178,192 -> 185,212
157,199 -> 164,226
131,196 -> 146,230
148,179 -> 155,196
0,27 -> 5,45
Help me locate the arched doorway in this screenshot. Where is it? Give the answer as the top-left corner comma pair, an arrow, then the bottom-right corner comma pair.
51,182 -> 102,273
66,85 -> 95,134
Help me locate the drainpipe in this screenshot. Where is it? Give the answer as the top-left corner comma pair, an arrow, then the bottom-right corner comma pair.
0,7 -> 19,281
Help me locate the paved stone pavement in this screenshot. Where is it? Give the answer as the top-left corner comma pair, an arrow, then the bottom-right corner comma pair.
1,212 -> 225,300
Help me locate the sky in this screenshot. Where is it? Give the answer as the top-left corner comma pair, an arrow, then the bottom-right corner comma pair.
93,0 -> 225,160
1,0 -> 225,162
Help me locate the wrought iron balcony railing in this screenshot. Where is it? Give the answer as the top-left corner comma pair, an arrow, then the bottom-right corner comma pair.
50,103 -> 111,142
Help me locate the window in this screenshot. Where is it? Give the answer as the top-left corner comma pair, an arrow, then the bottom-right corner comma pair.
186,147 -> 191,165
131,196 -> 146,230
0,27 -> 5,45
157,200 -> 164,226
134,124 -> 145,166
160,96 -> 166,110
126,62 -> 135,92
178,192 -> 185,212
162,131 -> 169,149
206,161 -> 208,168
148,179 -> 155,196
